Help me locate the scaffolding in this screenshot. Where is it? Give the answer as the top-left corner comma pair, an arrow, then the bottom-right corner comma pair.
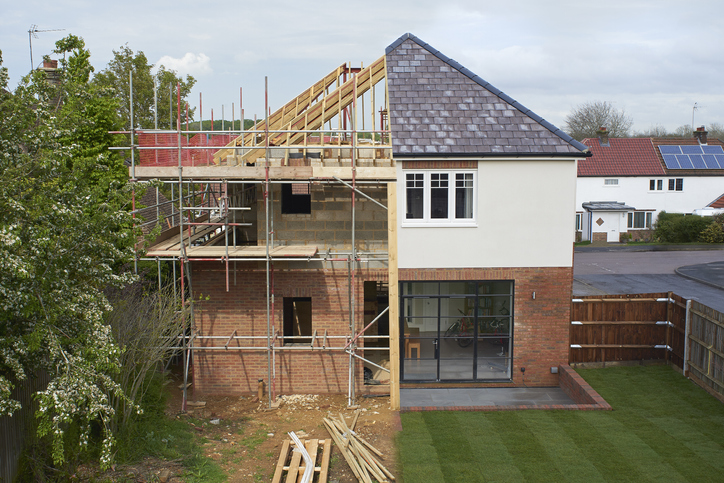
118,57 -> 397,410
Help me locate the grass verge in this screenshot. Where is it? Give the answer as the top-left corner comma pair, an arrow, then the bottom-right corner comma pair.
398,365 -> 724,482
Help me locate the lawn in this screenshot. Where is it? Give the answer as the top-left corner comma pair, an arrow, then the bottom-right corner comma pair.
398,365 -> 724,482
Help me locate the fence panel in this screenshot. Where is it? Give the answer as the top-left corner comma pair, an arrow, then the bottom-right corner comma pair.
0,372 -> 49,482
570,293 -> 677,365
686,300 -> 724,401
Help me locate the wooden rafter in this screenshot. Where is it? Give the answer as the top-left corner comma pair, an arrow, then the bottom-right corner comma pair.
214,56 -> 387,164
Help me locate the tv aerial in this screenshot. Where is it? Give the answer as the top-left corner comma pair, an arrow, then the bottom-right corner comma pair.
28,24 -> 65,71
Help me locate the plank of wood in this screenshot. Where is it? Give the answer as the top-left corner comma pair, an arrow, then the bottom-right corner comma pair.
285,440 -> 304,483
318,438 -> 331,483
272,440 -> 291,483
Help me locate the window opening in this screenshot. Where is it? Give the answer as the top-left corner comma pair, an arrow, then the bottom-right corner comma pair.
281,183 -> 311,214
283,297 -> 312,344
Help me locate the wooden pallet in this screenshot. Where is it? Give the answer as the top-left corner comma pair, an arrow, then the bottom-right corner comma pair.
272,438 -> 331,483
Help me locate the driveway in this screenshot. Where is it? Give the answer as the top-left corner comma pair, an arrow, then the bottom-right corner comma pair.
573,248 -> 724,312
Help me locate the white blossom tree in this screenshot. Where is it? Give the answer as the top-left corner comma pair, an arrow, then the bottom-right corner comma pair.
0,38 -> 137,470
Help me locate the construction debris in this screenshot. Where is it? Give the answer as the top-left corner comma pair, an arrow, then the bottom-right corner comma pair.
323,411 -> 394,483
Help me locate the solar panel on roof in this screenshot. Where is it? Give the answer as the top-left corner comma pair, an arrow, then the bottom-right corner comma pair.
659,145 -> 681,154
681,145 -> 703,155
676,154 -> 693,169
689,154 -> 707,169
702,145 -> 724,155
702,154 -> 719,169
663,154 -> 680,169
659,145 -> 724,170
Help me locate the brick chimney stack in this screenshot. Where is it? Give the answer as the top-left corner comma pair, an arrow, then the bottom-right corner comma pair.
693,126 -> 708,144
597,126 -> 609,146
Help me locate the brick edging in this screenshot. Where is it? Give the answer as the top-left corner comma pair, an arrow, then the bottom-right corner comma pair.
558,364 -> 611,410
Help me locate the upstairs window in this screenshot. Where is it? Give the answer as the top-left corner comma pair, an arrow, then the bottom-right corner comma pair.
604,179 -> 619,186
668,178 -> 683,191
404,171 -> 476,225
649,179 -> 663,191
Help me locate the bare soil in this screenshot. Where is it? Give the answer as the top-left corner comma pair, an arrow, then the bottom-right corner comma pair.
182,391 -> 400,482
82,387 -> 401,482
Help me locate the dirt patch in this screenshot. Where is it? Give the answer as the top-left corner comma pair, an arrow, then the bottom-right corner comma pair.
79,386 -> 400,482
181,391 -> 400,482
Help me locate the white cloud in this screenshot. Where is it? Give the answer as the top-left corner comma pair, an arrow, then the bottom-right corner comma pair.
156,53 -> 212,77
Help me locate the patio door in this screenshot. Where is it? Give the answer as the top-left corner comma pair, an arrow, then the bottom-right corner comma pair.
400,281 -> 513,382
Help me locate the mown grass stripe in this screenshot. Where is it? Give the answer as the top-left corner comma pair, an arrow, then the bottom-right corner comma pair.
548,410 -> 648,483
485,411 -> 565,483
520,411 -> 606,482
398,412 -> 446,482
452,412 -> 525,483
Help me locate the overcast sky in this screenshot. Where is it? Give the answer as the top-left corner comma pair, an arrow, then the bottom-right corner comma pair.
2,0 -> 722,134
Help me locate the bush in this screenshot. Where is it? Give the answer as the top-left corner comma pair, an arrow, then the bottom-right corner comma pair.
699,215 -> 724,243
654,211 -> 713,243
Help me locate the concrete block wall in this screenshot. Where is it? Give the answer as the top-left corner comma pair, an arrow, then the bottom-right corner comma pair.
191,262 -> 388,396
398,266 -> 573,387
255,184 -> 388,252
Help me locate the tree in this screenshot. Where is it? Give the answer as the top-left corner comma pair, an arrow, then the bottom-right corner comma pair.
93,45 -> 196,130
0,38 -> 137,470
564,101 -> 633,140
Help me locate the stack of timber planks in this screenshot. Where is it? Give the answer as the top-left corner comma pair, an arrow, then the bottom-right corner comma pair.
323,411 -> 394,483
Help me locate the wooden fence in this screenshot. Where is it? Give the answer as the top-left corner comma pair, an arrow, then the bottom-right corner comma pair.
0,372 -> 49,483
685,300 -> 724,401
570,292 -> 724,402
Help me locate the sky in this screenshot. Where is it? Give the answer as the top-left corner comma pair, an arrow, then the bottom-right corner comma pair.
2,0 -> 723,134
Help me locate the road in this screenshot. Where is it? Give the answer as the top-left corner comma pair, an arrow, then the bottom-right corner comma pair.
573,249 -> 724,312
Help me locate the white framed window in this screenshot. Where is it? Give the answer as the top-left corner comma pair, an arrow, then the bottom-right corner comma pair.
404,170 -> 476,226
668,178 -> 683,191
627,211 -> 652,229
649,179 -> 664,191
575,213 -> 582,231
604,178 -> 619,186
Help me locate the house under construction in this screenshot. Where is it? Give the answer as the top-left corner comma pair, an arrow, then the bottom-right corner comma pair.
130,33 -> 590,410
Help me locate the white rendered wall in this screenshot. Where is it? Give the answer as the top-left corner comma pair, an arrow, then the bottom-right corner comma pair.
397,159 -> 578,269
576,176 -> 724,220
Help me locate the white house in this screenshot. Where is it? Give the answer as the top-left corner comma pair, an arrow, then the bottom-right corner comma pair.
576,128 -> 724,242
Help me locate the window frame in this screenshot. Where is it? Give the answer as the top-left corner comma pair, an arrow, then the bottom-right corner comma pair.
403,170 -> 477,227
627,211 -> 653,229
668,178 -> 684,192
604,178 -> 619,186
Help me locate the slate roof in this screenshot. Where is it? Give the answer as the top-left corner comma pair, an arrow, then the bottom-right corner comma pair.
578,138 -> 665,177
385,33 -> 589,157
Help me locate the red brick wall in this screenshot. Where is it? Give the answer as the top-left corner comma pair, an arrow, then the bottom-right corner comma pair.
191,262 -> 388,396
592,232 -> 608,242
399,267 -> 572,387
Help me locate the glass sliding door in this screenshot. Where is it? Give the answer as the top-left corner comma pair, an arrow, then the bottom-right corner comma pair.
400,280 -> 513,382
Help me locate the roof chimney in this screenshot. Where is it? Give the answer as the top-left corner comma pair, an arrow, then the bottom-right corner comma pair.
597,126 -> 609,146
693,126 -> 708,145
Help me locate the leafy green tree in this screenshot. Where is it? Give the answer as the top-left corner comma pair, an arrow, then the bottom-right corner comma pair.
93,45 -> 196,130
564,101 -> 633,140
0,39 -> 137,470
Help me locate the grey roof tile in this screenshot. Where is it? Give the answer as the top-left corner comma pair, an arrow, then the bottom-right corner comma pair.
386,33 -> 589,157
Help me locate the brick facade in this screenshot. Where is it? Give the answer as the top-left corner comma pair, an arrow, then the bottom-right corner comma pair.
191,262 -> 388,396
398,266 -> 573,387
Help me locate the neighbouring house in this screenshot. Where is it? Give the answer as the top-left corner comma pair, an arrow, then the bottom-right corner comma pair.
132,33 -> 589,409
577,127 -> 724,242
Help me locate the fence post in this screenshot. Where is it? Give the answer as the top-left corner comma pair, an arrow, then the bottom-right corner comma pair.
683,299 -> 691,376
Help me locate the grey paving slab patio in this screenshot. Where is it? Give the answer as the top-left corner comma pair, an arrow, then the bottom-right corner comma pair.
400,387 -> 574,408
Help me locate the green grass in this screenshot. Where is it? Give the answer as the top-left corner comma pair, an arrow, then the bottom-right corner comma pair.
398,365 -> 724,482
